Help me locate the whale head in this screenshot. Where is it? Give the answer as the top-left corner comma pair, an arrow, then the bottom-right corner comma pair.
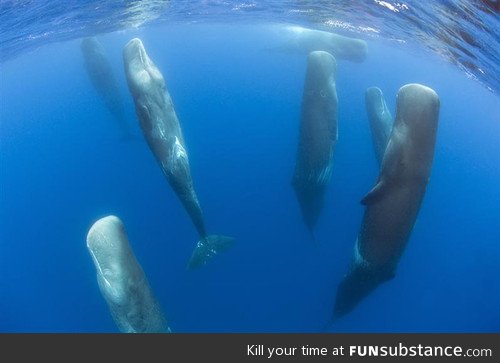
80,37 -> 104,56
396,84 -> 439,136
86,215 -> 136,299
395,83 -> 440,172
123,38 -> 165,99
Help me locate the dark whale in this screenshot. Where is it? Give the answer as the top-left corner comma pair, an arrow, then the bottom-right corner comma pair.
292,50 -> 338,237
365,87 -> 393,165
86,215 -> 170,333
123,38 -> 234,269
333,84 -> 440,319
80,37 -> 134,139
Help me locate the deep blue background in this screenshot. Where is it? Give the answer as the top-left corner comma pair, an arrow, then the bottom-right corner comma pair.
0,23 -> 499,332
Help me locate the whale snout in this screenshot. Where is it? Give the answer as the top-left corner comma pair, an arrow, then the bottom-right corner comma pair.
80,37 -> 101,54
123,37 -> 165,93
87,215 -> 122,247
124,38 -> 145,57
86,215 -> 129,273
396,83 -> 440,131
365,86 -> 383,101
123,38 -> 148,70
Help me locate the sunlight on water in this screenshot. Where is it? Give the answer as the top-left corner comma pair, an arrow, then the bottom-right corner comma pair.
123,0 -> 170,28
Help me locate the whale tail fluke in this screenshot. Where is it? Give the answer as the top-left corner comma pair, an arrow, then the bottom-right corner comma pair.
187,234 -> 236,270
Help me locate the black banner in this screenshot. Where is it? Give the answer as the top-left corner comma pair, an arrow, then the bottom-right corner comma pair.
1,333 -> 498,361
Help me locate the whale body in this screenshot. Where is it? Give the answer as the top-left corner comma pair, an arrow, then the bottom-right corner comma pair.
123,38 -> 235,269
292,50 -> 338,236
80,37 -> 133,138
86,215 -> 170,333
334,84 -> 440,319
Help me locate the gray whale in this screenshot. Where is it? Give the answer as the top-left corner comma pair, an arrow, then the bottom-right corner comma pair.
80,37 -> 133,138
272,25 -> 368,63
123,38 -> 234,269
86,215 -> 170,333
292,50 -> 338,236
334,84 -> 440,319
365,87 -> 393,165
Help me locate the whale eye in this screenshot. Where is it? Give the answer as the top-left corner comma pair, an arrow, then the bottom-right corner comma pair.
320,90 -> 326,98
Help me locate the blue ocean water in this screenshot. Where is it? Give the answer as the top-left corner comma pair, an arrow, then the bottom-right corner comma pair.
0,2 -> 499,333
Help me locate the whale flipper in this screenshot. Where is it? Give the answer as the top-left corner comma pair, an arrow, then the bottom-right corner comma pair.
360,179 -> 390,205
187,235 -> 236,270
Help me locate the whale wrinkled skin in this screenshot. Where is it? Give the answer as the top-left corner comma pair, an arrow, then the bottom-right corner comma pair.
123,38 -> 234,269
86,215 -> 170,333
334,84 -> 440,319
292,50 -> 338,236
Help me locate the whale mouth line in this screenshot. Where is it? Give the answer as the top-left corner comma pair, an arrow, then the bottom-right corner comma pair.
137,50 -> 144,66
88,246 -> 114,290
125,39 -> 148,72
137,43 -> 148,70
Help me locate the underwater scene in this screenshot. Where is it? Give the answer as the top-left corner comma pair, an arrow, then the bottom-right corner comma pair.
0,1 -> 499,333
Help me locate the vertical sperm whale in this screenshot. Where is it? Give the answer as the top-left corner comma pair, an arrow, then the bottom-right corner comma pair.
86,215 -> 170,333
292,50 -> 338,237
123,38 -> 235,269
80,37 -> 133,138
365,87 -> 393,165
333,84 -> 440,319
